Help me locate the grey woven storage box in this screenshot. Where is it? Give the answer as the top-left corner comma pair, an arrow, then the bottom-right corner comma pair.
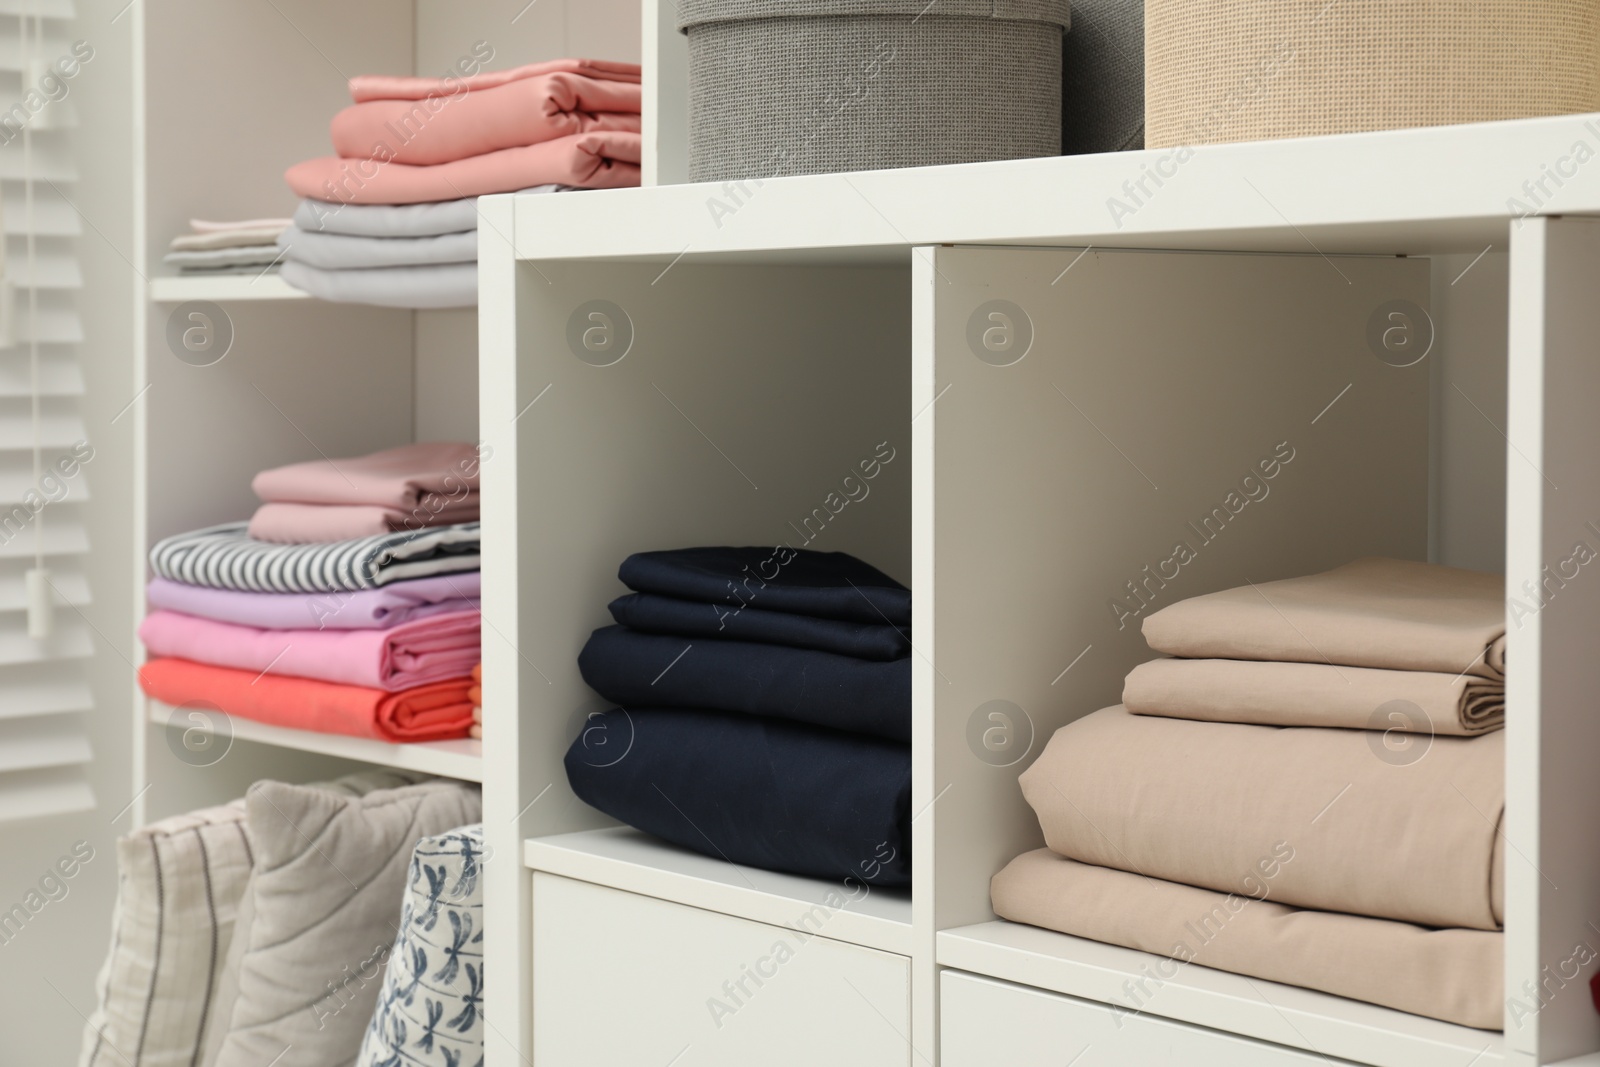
1061,0 -> 1144,154
678,0 -> 1071,182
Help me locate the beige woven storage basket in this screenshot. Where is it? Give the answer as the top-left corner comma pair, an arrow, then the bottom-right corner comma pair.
1146,1 -> 1600,147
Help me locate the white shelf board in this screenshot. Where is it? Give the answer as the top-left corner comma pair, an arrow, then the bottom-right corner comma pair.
937,921 -> 1503,1067
148,702 -> 482,782
524,826 -> 913,956
148,272 -> 305,303
511,112 -> 1600,262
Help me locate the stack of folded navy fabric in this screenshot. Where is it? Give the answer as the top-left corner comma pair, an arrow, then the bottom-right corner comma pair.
566,546 -> 913,888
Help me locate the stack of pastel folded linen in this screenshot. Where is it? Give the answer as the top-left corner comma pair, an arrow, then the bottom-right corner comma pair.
163,217 -> 291,274
567,546 -> 913,887
137,444 -> 484,743
279,58 -> 641,307
992,558 -> 1508,1030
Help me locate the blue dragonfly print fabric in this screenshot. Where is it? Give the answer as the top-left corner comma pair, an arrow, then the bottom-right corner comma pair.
355,824 -> 485,1067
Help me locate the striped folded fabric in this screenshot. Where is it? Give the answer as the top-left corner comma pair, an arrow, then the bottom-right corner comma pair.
149,521 -> 480,594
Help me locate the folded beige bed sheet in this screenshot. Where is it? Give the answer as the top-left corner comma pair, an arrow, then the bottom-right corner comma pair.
1020,706 -> 1504,930
991,848 -> 1503,1030
1123,657 -> 1503,735
1142,557 -> 1505,680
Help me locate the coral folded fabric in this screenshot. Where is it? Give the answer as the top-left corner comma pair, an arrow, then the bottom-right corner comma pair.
348,58 -> 641,102
252,441 -> 480,510
1020,706 -> 1504,931
991,849 -> 1503,1031
286,130 -> 641,203
145,573 -> 480,631
139,658 -> 475,742
139,609 -> 480,691
331,72 -> 642,165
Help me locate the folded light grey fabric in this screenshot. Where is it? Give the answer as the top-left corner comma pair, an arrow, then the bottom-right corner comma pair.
280,260 -> 477,309
293,185 -> 562,238
1020,706 -> 1505,930
1142,557 -> 1506,680
1123,656 -> 1504,735
991,849 -> 1503,1030
277,226 -> 478,269
162,245 -> 283,270
201,773 -> 482,1067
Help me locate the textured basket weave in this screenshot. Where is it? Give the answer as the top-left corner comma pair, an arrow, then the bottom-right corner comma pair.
678,0 -> 1070,182
1062,0 -> 1144,154
1147,1 -> 1600,148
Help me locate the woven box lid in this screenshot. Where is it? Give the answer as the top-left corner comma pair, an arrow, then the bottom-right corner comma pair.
678,0 -> 1070,32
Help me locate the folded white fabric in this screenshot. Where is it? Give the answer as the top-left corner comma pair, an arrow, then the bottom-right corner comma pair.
280,260 -> 476,308
190,217 -> 293,233
163,245 -> 284,271
293,185 -> 561,239
170,226 -> 288,252
277,226 -> 477,269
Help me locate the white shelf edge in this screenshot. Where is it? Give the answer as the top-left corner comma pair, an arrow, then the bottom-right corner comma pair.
937,922 -> 1503,1067
148,272 -> 307,303
147,701 -> 483,782
512,112 -> 1600,262
524,826 -> 913,957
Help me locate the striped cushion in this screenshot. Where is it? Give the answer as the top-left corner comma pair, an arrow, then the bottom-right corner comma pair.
77,800 -> 254,1067
149,522 -> 481,594
78,771 -> 427,1067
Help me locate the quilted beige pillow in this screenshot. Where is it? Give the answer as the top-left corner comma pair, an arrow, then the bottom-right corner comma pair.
200,775 -> 481,1067
79,770 -> 424,1067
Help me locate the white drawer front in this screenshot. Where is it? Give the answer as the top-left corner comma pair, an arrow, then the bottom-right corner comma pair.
533,873 -> 911,1067
941,970 -> 1365,1066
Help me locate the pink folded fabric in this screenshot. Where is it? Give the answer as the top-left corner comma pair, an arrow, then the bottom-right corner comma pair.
248,495 -> 480,543
146,574 -> 480,631
139,609 -> 480,691
349,58 -> 641,103
287,131 -> 641,203
332,73 -> 642,166
252,441 -> 480,510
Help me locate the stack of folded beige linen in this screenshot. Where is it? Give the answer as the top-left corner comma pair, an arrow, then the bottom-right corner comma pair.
992,558 -> 1507,1030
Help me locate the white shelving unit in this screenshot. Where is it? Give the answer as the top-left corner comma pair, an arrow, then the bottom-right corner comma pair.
481,86 -> 1600,1067
117,3 -> 1600,1066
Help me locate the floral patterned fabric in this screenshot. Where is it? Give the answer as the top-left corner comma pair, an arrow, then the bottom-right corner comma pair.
355,825 -> 485,1067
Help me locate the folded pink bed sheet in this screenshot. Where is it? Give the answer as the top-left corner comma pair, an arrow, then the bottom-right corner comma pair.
991,849 -> 1503,1030
349,58 -> 641,102
146,574 -> 480,631
252,441 -> 480,510
332,72 -> 642,166
139,608 -> 480,691
248,495 -> 480,543
287,131 -> 641,203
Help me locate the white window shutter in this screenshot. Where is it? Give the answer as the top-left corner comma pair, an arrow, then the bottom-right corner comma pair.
0,1 -> 93,823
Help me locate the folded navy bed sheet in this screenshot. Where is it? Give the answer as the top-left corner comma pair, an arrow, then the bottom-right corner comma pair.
618,546 -> 911,627
607,591 -> 910,661
579,624 -> 911,742
564,707 -> 912,886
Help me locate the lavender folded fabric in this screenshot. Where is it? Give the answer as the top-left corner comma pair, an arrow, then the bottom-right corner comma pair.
146,574 -> 480,631
140,609 -> 480,691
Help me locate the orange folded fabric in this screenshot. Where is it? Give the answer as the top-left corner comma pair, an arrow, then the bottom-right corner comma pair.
287,131 -> 641,203
139,657 -> 474,742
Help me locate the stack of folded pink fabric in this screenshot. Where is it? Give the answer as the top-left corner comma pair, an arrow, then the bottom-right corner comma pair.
137,443 -> 484,743
993,558 -> 1508,1031
278,58 -> 641,307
